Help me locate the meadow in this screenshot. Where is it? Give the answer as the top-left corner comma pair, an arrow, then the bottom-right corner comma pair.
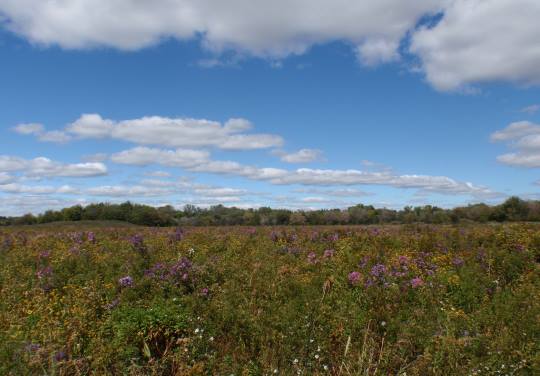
0,224 -> 539,375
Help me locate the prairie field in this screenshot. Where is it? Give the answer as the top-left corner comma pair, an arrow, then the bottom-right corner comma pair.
0,224 -> 539,375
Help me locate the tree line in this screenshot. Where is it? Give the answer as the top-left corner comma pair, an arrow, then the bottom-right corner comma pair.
1,197 -> 539,227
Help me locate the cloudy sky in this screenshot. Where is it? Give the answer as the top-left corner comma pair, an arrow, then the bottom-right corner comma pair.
1,0 -> 539,215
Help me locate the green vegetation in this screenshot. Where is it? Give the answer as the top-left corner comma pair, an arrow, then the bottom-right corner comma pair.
0,223 -> 539,375
2,196 -> 540,227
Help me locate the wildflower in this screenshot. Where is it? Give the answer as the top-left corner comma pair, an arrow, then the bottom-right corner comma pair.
370,264 -> 387,278
25,343 -> 40,352
307,252 -> 317,264
54,350 -> 67,362
348,271 -> 361,286
452,257 -> 464,267
36,266 -> 52,279
87,231 -> 96,243
38,250 -> 51,259
323,249 -> 335,258
118,275 -> 134,288
398,255 -> 409,265
172,228 -> 184,242
106,298 -> 120,310
410,277 -> 424,288
200,287 -> 209,296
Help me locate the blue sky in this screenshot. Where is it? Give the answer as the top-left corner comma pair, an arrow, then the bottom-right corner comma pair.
0,0 -> 539,215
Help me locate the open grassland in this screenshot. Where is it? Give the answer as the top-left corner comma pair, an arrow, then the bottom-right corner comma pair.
0,224 -> 539,375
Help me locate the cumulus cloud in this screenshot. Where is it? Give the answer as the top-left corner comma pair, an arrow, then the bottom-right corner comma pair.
0,183 -> 79,195
111,147 -> 210,167
274,148 -> 324,163
491,121 -> 540,168
86,185 -> 175,197
2,1 -> 540,90
410,0 -> 540,91
13,123 -> 72,143
0,155 -> 108,177
111,146 -> 499,198
293,188 -> 372,197
0,0 -> 441,65
18,114 -> 283,150
521,104 -> 540,115
0,172 -> 14,184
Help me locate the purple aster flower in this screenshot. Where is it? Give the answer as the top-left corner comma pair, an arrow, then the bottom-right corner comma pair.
370,264 -> 387,278
106,298 -> 120,310
39,250 -> 51,259
348,271 -> 361,286
171,228 -> 185,242
307,251 -> 318,264
54,350 -> 67,362
118,275 -> 134,288
25,343 -> 41,352
323,249 -> 335,258
410,277 -> 424,288
200,287 -> 209,296
270,231 -> 280,242
87,231 -> 96,243
452,257 -> 464,267
36,266 -> 53,279
398,255 -> 409,265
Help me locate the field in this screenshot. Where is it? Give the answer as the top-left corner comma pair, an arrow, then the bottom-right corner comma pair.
0,224 -> 539,375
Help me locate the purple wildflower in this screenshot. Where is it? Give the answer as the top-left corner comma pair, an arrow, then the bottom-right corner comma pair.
87,231 -> 96,243
398,255 -> 409,265
323,249 -> 335,258
307,251 -> 318,264
270,231 -> 280,242
370,264 -> 387,278
410,277 -> 424,288
171,228 -> 185,242
118,275 -> 134,288
106,298 -> 120,310
452,257 -> 464,267
38,250 -> 51,260
25,343 -> 41,352
54,351 -> 67,362
36,266 -> 52,279
200,287 -> 209,296
348,271 -> 361,286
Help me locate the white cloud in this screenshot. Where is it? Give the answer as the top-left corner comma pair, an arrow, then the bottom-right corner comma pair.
111,146 -> 498,198
275,148 -> 324,163
193,187 -> 248,197
521,104 -> 540,115
13,122 -> 72,143
86,185 -> 174,197
20,114 -> 284,150
491,121 -> 540,168
0,172 -> 14,184
0,183 -> 79,194
294,187 -> 372,197
0,155 -> 108,177
111,147 -> 210,167
0,0 -> 441,66
13,123 -> 44,135
410,0 -> 540,91
490,121 -> 540,142
145,170 -> 172,178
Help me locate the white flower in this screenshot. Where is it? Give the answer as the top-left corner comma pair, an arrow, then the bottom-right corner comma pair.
194,328 -> 200,334
273,369 -> 278,374
314,354 -> 319,359
293,358 -> 298,364
209,336 -> 214,341
323,365 -> 328,371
